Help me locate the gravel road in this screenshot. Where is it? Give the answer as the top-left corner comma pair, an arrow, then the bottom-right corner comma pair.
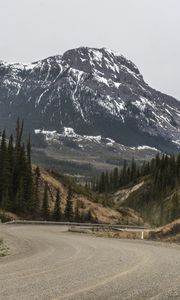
0,225 -> 179,300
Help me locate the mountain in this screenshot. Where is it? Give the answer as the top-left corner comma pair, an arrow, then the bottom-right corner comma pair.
0,47 -> 180,172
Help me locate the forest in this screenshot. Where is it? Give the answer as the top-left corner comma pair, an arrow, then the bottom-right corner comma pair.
94,153 -> 180,224
0,120 -> 83,222
0,120 -> 180,225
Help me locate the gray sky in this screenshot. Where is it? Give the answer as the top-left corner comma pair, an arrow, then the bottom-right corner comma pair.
0,0 -> 180,99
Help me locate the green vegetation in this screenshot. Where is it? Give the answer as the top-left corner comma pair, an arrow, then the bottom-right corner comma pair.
95,154 -> 180,226
0,121 -> 97,222
0,119 -> 40,215
49,170 -> 106,205
64,186 -> 74,221
0,238 -> 8,257
32,149 -> 96,177
1,120 -> 179,226
0,211 -> 12,223
95,153 -> 180,194
41,183 -> 50,220
52,189 -> 61,221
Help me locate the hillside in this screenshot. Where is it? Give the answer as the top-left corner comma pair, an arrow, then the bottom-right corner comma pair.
0,121 -> 179,228
0,120 -> 146,226
33,167 -> 146,225
0,166 -> 145,226
94,154 -> 180,227
111,177 -> 180,226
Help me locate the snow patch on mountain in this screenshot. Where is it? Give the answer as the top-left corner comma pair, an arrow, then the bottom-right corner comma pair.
35,127 -> 103,144
172,140 -> 180,147
131,145 -> 159,151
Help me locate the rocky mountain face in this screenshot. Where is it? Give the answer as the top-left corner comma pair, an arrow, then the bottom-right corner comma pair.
0,47 -> 180,157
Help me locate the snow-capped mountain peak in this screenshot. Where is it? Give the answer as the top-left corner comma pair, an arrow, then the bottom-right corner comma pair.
0,47 -> 180,154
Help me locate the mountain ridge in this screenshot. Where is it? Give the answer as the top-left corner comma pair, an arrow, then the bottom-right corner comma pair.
0,47 -> 180,158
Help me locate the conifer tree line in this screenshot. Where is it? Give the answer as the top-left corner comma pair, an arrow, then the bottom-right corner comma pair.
93,153 -> 180,195
92,158 -> 141,194
92,153 -> 180,223
0,120 -> 93,222
42,184 -> 93,223
0,119 -> 38,214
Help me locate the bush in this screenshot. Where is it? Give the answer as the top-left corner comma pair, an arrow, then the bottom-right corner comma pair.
0,212 -> 12,223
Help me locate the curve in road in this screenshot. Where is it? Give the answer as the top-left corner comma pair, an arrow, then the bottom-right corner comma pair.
0,225 -> 179,300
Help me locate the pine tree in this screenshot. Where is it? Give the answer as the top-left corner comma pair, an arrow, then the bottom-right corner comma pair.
87,209 -> 93,223
0,119 -> 42,216
14,179 -> 25,212
176,154 -> 180,181
113,167 -> 119,190
42,183 -> 49,220
53,189 -> 61,221
130,158 -> 137,182
171,192 -> 180,221
74,201 -> 81,223
99,172 -> 106,193
120,160 -> 128,186
0,130 -> 10,207
64,186 -> 74,221
33,166 -> 41,216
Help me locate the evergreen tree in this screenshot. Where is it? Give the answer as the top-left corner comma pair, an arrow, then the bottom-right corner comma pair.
113,167 -> 119,190
171,192 -> 180,221
64,186 -> 74,221
99,172 -> 106,193
41,183 -> 49,220
74,201 -> 81,222
15,179 -> 25,212
130,158 -> 137,182
0,120 -> 41,216
53,189 -> 61,221
86,209 -> 93,223
33,166 -> 40,215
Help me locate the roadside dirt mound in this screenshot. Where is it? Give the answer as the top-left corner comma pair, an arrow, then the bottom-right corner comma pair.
148,219 -> 180,242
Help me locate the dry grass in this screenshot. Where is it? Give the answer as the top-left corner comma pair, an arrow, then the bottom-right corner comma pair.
34,166 -> 146,225
0,238 -> 8,257
95,230 -> 143,239
148,219 -> 180,243
69,227 -> 149,240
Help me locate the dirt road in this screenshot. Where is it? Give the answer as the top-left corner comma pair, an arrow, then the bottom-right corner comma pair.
0,225 -> 179,300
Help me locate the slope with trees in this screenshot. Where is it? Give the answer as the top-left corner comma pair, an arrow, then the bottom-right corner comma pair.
0,120 -> 144,225
94,154 -> 180,226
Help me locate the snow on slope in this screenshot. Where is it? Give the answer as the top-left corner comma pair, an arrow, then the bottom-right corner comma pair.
0,47 -> 180,153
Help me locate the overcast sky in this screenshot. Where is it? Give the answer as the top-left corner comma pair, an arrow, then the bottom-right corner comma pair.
0,0 -> 180,99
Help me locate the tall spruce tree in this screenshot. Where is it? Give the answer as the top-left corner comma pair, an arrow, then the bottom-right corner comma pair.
64,186 -> 74,221
0,119 -> 42,216
33,166 -> 41,216
42,183 -> 49,220
74,201 -> 81,222
53,189 -> 61,221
